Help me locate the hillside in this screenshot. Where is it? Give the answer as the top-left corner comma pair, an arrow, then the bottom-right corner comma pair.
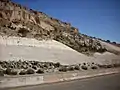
0,0 -> 120,79
0,0 -> 120,64
0,0 -> 109,55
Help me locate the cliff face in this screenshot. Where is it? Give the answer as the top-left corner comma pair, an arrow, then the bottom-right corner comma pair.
0,0 -> 74,38
0,0 -> 70,29
0,0 -> 107,55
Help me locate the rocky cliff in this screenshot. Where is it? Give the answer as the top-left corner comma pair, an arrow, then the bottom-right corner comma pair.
0,0 -> 107,55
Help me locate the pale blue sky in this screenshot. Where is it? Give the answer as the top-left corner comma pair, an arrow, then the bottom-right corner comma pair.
12,0 -> 120,43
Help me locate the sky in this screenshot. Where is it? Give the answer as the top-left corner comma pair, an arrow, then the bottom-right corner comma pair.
12,0 -> 120,43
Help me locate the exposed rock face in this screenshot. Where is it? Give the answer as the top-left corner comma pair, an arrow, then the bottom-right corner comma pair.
0,0 -> 107,55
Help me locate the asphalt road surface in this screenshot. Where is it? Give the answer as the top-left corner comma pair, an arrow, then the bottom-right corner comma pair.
2,73 -> 120,90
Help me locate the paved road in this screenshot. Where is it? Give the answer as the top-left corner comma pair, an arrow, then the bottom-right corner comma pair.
2,73 -> 120,90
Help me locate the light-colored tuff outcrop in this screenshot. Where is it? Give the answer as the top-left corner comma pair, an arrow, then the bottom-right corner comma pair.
0,35 -> 73,50
0,36 -> 92,64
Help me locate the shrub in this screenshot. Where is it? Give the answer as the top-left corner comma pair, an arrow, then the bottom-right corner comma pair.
83,63 -> 86,65
0,65 -> 3,69
34,34 -> 41,39
92,62 -> 95,65
10,65 -> 14,68
32,65 -> 37,70
11,70 -> 18,75
106,65 -> 113,68
54,62 -> 61,68
113,42 -> 116,44
106,40 -> 110,43
74,65 -> 80,70
79,64 -> 81,66
1,62 -> 7,68
32,61 -> 39,65
0,61 -> 3,64
3,69 -> 7,74
6,68 -> 18,75
21,65 -> 28,69
26,68 -> 35,74
98,64 -> 113,68
18,28 -> 29,37
6,68 -> 12,75
113,64 -> 120,67
97,64 -> 104,68
0,70 -> 4,76
59,66 -> 67,72
91,66 -> 98,69
81,65 -> 88,70
19,70 -> 26,75
67,66 -> 74,71
36,69 -> 44,74
43,64 -> 48,68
